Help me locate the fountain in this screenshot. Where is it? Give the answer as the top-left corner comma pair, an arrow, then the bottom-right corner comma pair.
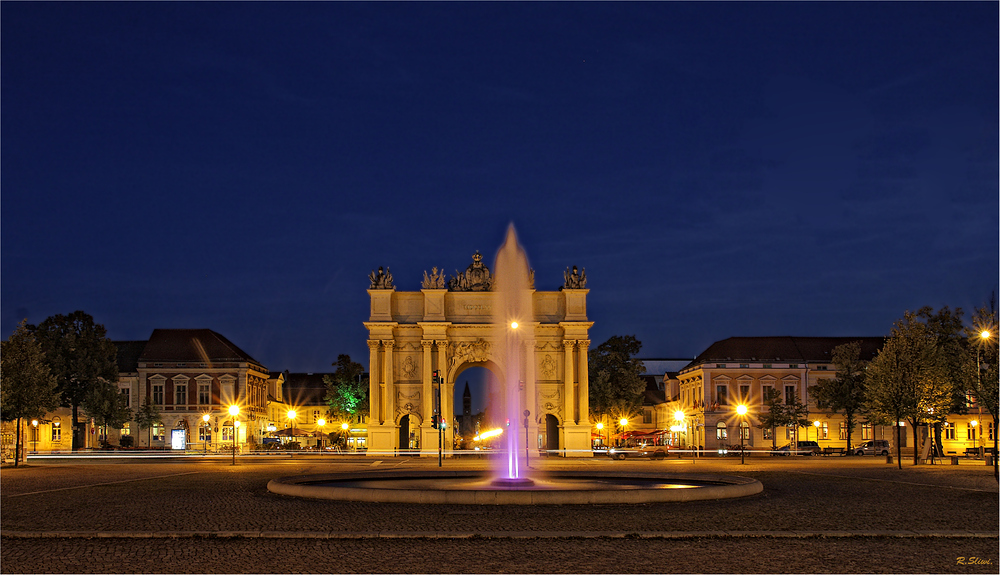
489,224 -> 534,487
267,225 -> 762,504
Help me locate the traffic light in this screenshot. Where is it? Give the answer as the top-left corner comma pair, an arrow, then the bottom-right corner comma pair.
431,414 -> 438,429
432,370 -> 440,384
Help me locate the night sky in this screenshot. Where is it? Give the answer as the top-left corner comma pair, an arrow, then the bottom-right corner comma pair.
3,2 -> 997,374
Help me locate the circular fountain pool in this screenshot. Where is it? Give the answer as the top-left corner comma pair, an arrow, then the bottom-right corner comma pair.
267,470 -> 762,505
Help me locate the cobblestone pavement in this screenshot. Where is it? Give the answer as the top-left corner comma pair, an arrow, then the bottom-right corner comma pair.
1,455 -> 997,573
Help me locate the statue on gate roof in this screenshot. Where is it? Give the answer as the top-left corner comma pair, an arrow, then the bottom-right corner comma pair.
562,265 -> 586,289
368,266 -> 394,290
449,251 -> 493,292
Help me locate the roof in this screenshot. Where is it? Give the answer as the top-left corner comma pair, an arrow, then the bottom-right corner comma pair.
683,336 -> 886,371
283,372 -> 332,406
114,341 -> 148,373
640,359 -> 692,375
139,329 -> 266,369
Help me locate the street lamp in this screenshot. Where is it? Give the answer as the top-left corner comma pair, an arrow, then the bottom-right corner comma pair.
673,410 -> 686,457
971,420 -> 979,456
228,405 -> 240,465
619,418 -> 628,448
287,410 -> 297,449
31,419 -> 38,454
595,422 -> 604,451
813,420 -> 821,442
202,414 -> 211,454
736,405 -> 748,464
975,330 -> 992,458
316,418 -> 326,450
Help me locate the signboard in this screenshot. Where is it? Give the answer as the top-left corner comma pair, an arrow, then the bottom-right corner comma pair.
171,429 -> 186,450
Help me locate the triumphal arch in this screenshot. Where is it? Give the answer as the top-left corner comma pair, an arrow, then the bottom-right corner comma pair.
364,254 -> 593,457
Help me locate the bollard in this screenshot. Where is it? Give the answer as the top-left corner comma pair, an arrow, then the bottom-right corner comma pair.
885,454 -> 893,464
986,455 -> 994,466
951,456 -> 959,465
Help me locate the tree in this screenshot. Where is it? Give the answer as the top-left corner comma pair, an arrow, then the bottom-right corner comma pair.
811,341 -> 869,453
588,335 -> 647,425
323,355 -> 368,422
969,299 -> 998,481
1,320 -> 60,466
916,306 -> 974,457
757,387 -> 785,451
29,311 -> 118,450
865,312 -> 950,468
82,378 -> 132,446
134,397 -> 162,448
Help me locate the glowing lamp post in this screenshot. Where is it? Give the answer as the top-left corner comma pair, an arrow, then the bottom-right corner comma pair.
673,411 -> 686,457
595,422 -> 604,451
316,418 -> 326,450
736,405 -> 748,464
975,330 -> 992,458
971,420 -> 979,455
202,414 -> 211,453
287,410 -> 297,447
228,405 -> 240,465
813,420 -> 821,442
341,422 -> 350,451
31,419 -> 39,454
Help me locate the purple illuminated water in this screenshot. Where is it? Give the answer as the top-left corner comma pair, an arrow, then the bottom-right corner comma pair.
491,224 -> 533,483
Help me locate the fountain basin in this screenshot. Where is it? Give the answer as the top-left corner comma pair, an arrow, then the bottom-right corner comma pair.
267,470 -> 762,505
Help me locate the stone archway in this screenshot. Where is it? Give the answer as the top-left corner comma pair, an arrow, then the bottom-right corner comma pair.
364,253 -> 593,457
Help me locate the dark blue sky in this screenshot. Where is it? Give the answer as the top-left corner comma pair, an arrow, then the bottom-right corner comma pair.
3,2 -> 997,373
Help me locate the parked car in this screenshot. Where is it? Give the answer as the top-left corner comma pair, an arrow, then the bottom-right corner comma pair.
773,440 -> 822,456
607,444 -> 669,460
853,440 -> 890,456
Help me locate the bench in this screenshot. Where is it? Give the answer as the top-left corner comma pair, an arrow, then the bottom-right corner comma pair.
821,447 -> 846,456
964,447 -> 984,458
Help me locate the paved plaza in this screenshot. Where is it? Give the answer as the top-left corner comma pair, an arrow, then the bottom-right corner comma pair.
1,454 -> 997,573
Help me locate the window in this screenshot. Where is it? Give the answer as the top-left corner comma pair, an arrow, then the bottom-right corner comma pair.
199,426 -> 211,442
121,423 -> 130,436
763,427 -> 773,440
716,385 -> 728,406
739,385 -> 750,403
762,385 -> 773,404
642,409 -> 652,424
716,422 -> 728,440
784,386 -> 797,404
763,364 -> 772,369
862,423 -> 873,440
152,423 -> 164,442
989,422 -> 996,441
818,422 -> 828,440
944,422 -> 954,440
816,365 -> 828,371
968,424 -> 977,440
739,363 -> 749,368
51,419 -> 62,442
740,421 -> 750,440
839,422 -> 848,440
716,363 -> 726,368
175,384 -> 187,405
221,426 -> 234,442
119,387 -> 130,408
789,364 -> 799,368
313,410 -> 321,423
965,392 -> 976,408
199,383 -> 210,405
153,384 -> 164,405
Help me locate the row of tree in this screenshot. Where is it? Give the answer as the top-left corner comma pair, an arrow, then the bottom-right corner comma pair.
813,304 -> 998,479
1,312 -> 153,465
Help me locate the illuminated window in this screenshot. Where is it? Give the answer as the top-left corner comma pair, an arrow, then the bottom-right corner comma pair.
121,423 -> 130,436
839,422 -> 847,440
763,427 -> 773,440
968,424 -> 977,440
740,421 -> 750,440
716,421 -> 728,440
818,422 -> 828,440
990,422 -> 995,441
152,423 -> 164,441
199,426 -> 211,442
221,426 -> 234,442
51,419 -> 62,442
943,422 -> 954,440
862,422 -> 873,440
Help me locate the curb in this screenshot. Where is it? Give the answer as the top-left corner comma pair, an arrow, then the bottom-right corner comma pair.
3,530 -> 996,540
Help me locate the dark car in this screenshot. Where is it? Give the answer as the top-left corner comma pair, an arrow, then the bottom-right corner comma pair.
607,444 -> 668,460
773,440 -> 822,456
853,439 -> 890,456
